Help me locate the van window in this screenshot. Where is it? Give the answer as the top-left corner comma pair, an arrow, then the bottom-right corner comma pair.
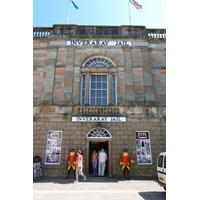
164,156 -> 166,169
158,155 -> 163,167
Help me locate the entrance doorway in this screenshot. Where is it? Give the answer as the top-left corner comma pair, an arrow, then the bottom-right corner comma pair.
89,141 -> 109,176
85,127 -> 112,176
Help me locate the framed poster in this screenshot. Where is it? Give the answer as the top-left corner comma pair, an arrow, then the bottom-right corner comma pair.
45,130 -> 62,165
136,131 -> 152,165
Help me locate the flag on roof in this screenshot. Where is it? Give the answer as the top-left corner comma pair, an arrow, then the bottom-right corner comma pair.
70,0 -> 79,9
129,0 -> 143,10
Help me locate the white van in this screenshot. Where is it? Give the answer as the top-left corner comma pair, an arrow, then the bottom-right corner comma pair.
157,152 -> 166,190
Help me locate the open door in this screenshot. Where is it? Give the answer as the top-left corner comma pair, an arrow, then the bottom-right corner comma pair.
89,141 -> 109,176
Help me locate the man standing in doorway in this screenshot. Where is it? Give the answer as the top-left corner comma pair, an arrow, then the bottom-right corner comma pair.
98,148 -> 107,176
120,149 -> 135,180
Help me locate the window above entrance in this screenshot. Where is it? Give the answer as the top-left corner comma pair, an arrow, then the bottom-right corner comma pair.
86,128 -> 112,138
81,74 -> 117,106
82,56 -> 116,67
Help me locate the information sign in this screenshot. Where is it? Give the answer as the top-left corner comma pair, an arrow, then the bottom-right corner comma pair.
136,131 -> 152,165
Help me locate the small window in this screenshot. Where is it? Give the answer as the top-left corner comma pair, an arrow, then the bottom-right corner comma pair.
81,75 -> 86,105
112,75 -> 117,105
164,156 -> 166,169
158,155 -> 163,167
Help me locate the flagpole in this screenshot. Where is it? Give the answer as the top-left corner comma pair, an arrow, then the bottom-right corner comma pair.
67,0 -> 70,24
127,0 -> 132,25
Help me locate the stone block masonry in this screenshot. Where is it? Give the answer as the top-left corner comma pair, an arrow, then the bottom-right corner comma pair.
33,25 -> 166,178
33,106 -> 166,179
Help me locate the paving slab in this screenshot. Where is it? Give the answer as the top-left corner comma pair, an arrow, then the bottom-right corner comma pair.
33,177 -> 166,200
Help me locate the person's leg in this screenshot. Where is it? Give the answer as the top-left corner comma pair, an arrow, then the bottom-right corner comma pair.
80,168 -> 87,181
67,166 -> 71,178
92,162 -> 95,174
127,167 -> 130,179
98,162 -> 101,176
73,168 -> 76,179
94,162 -> 97,174
74,169 -> 79,183
124,167 -> 129,179
102,162 -> 106,176
123,167 -> 125,179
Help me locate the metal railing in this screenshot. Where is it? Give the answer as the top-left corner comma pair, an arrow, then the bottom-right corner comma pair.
33,25 -> 166,39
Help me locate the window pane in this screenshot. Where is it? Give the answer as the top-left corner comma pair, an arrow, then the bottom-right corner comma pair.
112,75 -> 115,81
102,90 -> 107,97
102,75 -> 107,81
82,81 -> 85,89
97,75 -> 101,81
97,82 -> 101,89
97,98 -> 101,105
112,75 -> 117,106
82,90 -> 85,98
158,156 -> 163,167
102,98 -> 107,105
112,82 -> 115,89
91,82 -> 96,89
164,156 -> 166,169
112,98 -> 116,106
102,82 -> 107,89
91,75 -> 96,81
90,98 -> 95,105
91,90 -> 95,97
81,75 -> 86,105
97,90 -> 101,97
81,98 -> 85,105
112,91 -> 116,98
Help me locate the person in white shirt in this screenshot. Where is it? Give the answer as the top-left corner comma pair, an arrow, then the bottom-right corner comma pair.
98,148 -> 107,176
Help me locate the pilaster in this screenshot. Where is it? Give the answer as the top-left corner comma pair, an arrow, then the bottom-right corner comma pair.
43,48 -> 58,103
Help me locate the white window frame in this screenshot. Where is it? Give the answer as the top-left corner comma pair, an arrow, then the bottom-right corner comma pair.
89,74 -> 108,106
82,56 -> 116,67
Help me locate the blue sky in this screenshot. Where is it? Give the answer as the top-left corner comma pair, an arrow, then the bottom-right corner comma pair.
33,0 -> 166,28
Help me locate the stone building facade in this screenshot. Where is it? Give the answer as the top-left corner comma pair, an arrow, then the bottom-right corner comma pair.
33,25 -> 166,179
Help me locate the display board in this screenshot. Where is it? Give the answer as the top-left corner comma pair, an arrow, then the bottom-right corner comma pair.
45,130 -> 62,165
33,155 -> 44,181
136,131 -> 152,165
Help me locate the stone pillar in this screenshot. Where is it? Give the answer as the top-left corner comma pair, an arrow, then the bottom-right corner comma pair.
117,67 -> 125,105
64,47 -> 75,104
43,48 -> 57,103
141,47 -> 155,104
123,47 -> 135,105
73,66 -> 80,105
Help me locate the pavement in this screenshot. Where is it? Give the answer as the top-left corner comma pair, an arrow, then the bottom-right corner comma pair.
33,176 -> 166,200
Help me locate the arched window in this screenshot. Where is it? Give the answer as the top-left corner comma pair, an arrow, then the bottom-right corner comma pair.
81,56 -> 117,106
86,128 -> 112,138
82,56 -> 116,67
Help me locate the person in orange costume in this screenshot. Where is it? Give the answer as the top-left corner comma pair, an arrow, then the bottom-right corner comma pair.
120,149 -> 135,180
66,148 -> 77,179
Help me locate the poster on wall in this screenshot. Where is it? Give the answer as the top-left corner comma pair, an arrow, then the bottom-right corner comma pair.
136,131 -> 152,165
45,130 -> 62,165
